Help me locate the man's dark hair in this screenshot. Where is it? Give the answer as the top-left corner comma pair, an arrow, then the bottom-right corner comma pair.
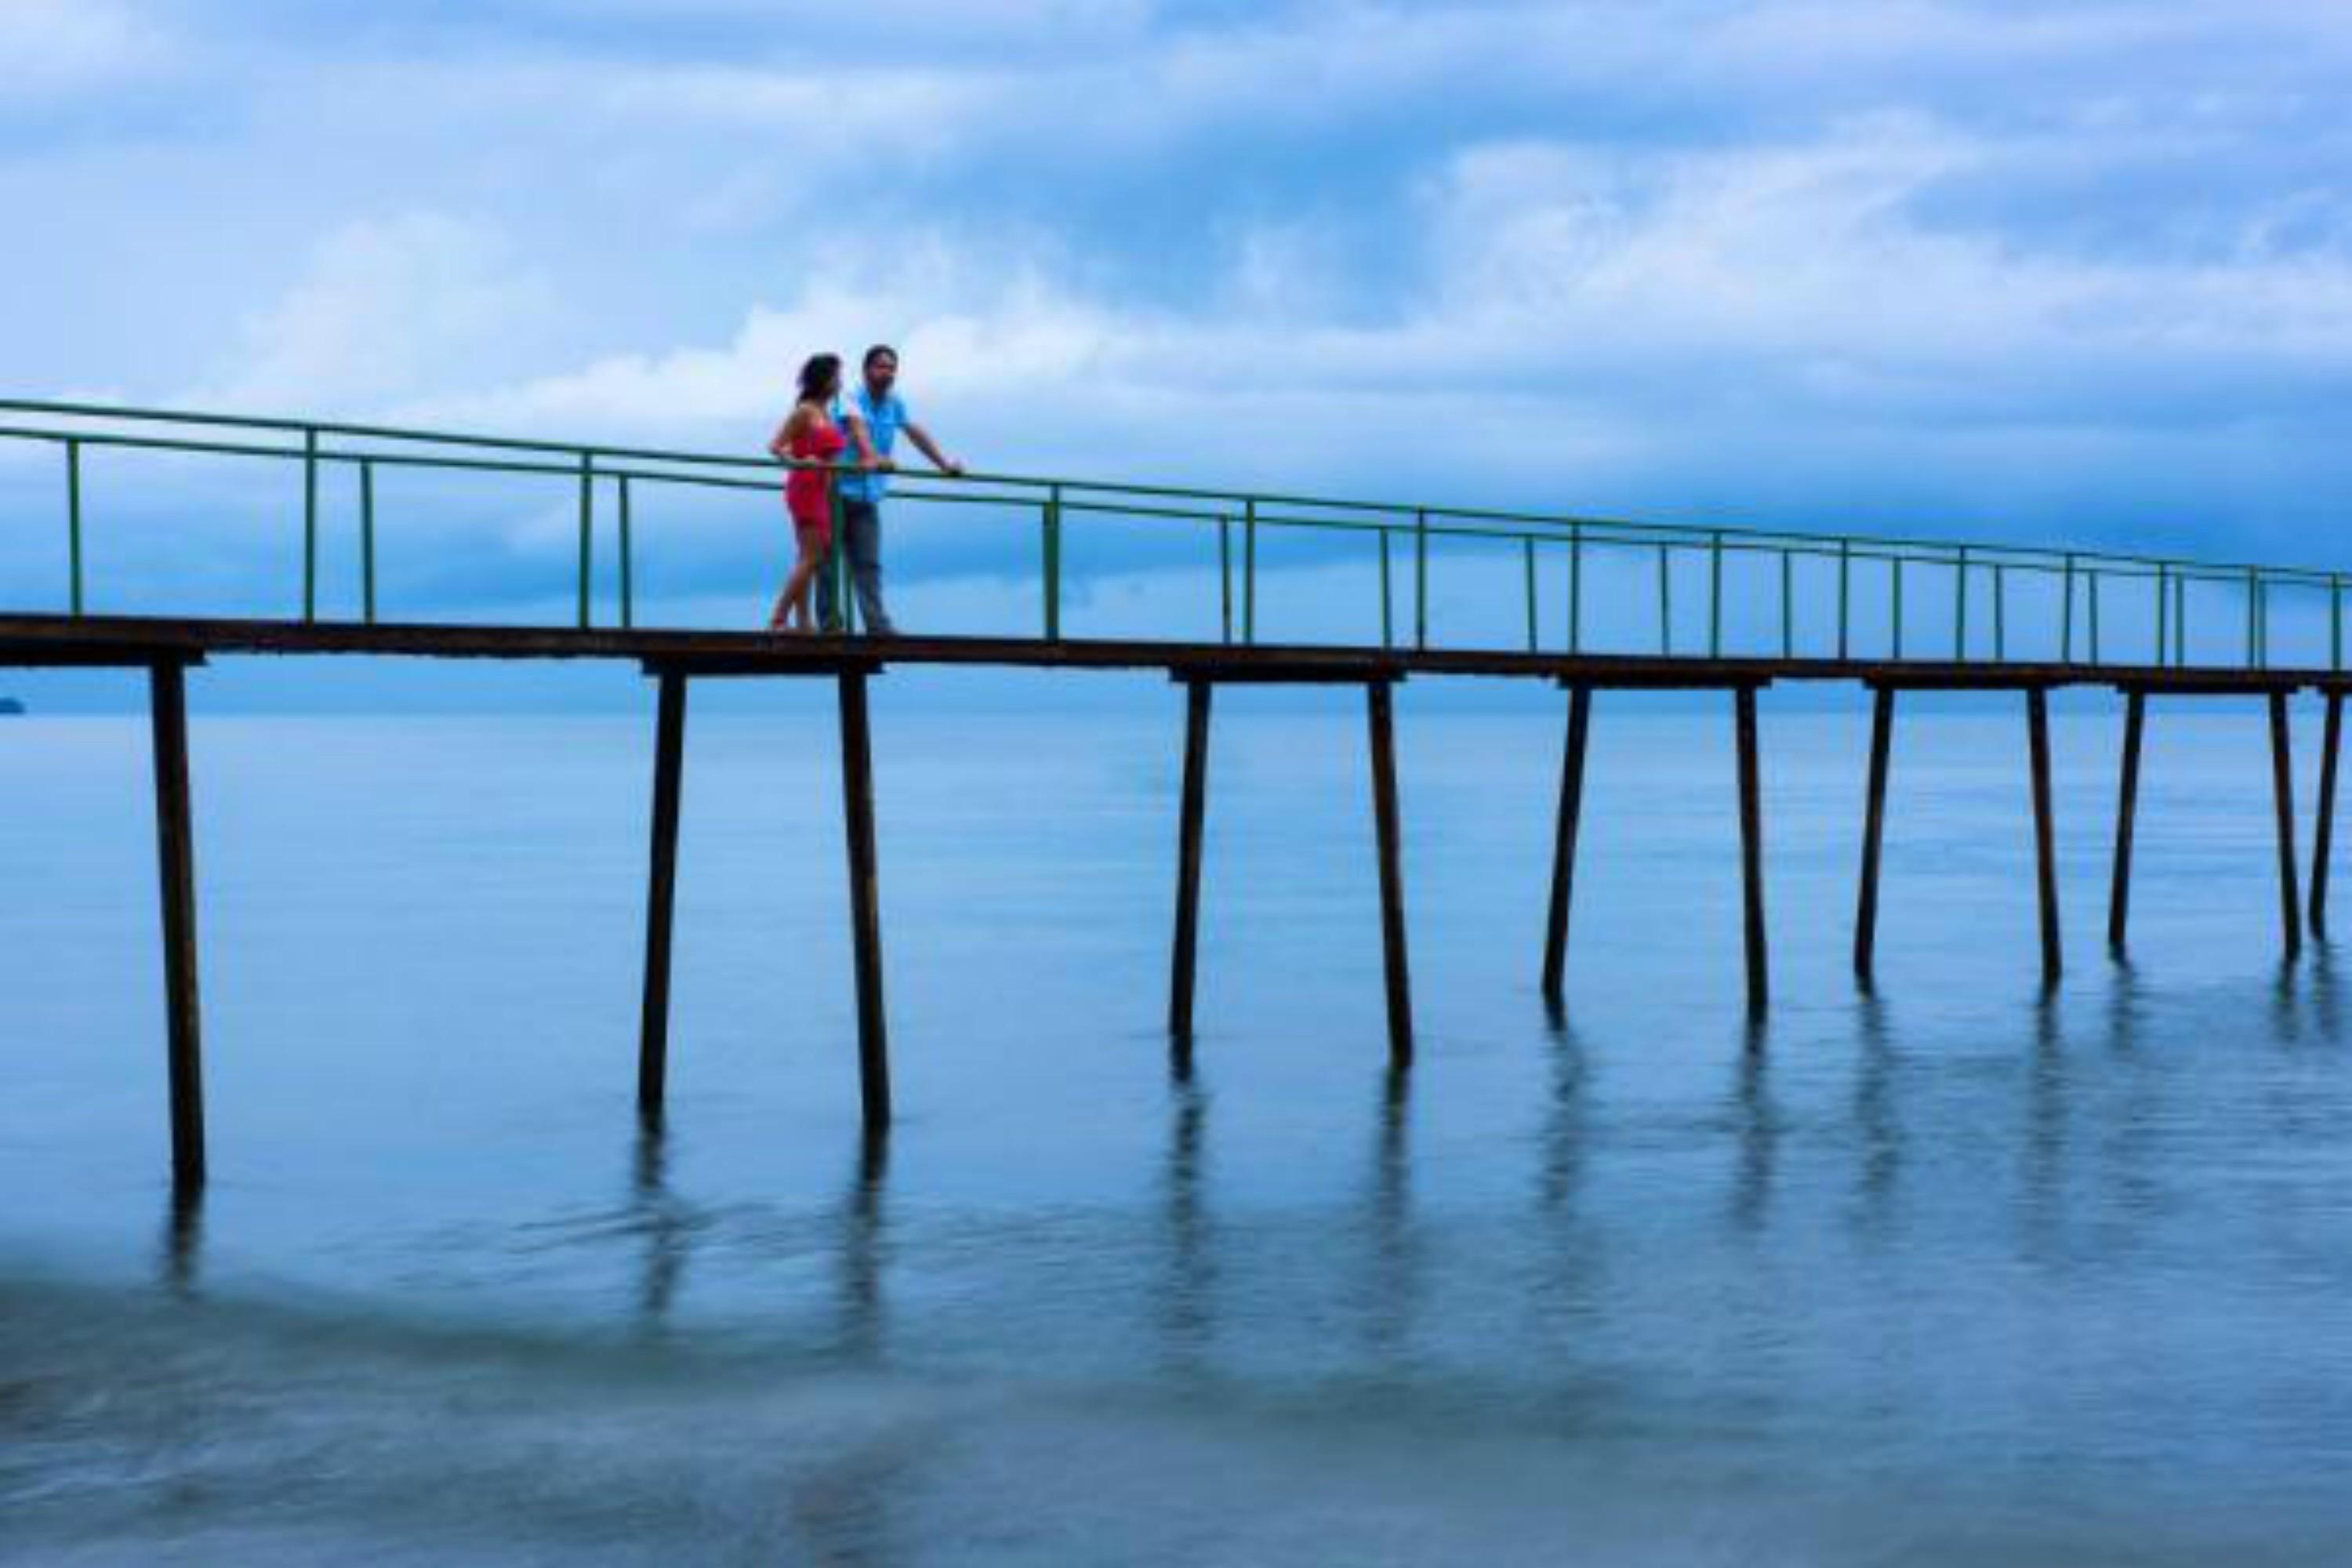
862,344 -> 898,371
798,353 -> 842,404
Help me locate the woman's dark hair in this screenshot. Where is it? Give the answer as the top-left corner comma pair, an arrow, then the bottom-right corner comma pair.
798,353 -> 842,404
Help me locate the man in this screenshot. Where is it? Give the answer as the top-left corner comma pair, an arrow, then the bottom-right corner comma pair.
822,343 -> 964,634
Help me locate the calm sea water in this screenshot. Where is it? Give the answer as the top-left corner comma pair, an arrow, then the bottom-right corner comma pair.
6,695 -> 2352,1564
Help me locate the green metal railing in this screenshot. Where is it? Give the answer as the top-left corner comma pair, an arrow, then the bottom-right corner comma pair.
1,397 -> 2341,670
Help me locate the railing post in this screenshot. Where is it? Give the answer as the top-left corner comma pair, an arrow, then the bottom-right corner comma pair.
1708,531 -> 1724,658
1892,556 -> 1905,659
1994,563 -> 2007,662
2061,554 -> 2075,662
1523,536 -> 1538,653
303,426 -> 319,623
2334,573 -> 2344,672
65,437 -> 84,616
1657,543 -> 1671,655
2175,573 -> 2188,667
1837,538 -> 1852,661
1243,497 -> 1258,645
2245,568 -> 2259,669
831,477 -> 856,636
1569,522 -> 1584,655
1780,548 -> 1794,659
1413,507 -> 1428,650
360,459 -> 377,625
1379,530 -> 1394,648
2089,570 -> 2103,666
1218,516 -> 1232,644
1954,546 -> 1968,661
2155,565 -> 2169,668
619,475 -> 635,631
575,451 -> 594,630
1044,485 -> 1063,641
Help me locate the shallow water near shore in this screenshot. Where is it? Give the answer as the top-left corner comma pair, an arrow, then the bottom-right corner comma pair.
6,697 -> 2352,1563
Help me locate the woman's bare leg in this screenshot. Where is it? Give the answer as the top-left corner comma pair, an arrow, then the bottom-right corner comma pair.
776,545 -> 823,632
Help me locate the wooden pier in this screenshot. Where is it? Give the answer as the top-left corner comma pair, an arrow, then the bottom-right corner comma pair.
7,610 -> 2349,1194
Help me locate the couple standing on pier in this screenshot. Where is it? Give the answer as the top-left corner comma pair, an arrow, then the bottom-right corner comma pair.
768,344 -> 964,635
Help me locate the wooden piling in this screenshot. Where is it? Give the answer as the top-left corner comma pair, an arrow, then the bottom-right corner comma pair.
2270,690 -> 2302,960
1853,685 -> 1894,983
148,661 -> 205,1190
2314,689 -> 2343,938
2108,689 -> 2146,954
2027,688 -> 2062,982
1735,685 -> 1769,1014
637,671 -> 688,1118
1169,679 -> 1213,1037
1366,681 -> 1414,1065
837,670 -> 891,1131
1540,684 -> 1593,1002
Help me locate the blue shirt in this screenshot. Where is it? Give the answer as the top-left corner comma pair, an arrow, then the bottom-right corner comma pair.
831,383 -> 910,503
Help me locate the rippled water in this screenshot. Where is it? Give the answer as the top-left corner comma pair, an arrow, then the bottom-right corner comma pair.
5,692 -> 2352,1563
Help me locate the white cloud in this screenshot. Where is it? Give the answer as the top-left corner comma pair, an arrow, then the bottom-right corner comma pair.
198,213 -> 559,414
26,0 -> 2347,556
410,116 -> 2352,463
0,0 -> 169,96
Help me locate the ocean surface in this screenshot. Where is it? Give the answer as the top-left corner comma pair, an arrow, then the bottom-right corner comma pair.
5,695 -> 2352,1564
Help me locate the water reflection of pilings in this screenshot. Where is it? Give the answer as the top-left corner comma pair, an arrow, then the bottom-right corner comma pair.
2313,942 -> 2343,1040
1726,1017 -> 1776,1233
1538,1000 -> 1588,1214
2270,954 -> 2304,1047
1850,990 -> 1901,1239
1160,1060 -> 1213,1374
835,1132 -> 891,1364
159,1185 -> 203,1298
2020,989 -> 2067,1264
1363,1066 -> 1417,1366
632,1119 -> 687,1332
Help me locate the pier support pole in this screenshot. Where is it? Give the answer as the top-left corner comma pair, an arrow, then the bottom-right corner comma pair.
1735,686 -> 1769,1016
1169,679 -> 1213,1038
1541,684 -> 1593,1003
2027,688 -> 2062,984
2270,690 -> 2303,961
148,662 -> 205,1191
1367,681 -> 1414,1067
1853,685 -> 1894,985
2108,690 -> 2146,956
837,670 -> 892,1131
637,671 -> 688,1120
2314,690 -> 2343,939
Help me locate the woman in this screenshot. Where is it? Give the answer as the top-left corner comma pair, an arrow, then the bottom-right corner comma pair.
766,354 -> 848,633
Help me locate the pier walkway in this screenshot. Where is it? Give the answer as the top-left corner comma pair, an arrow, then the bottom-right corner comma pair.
5,399 -> 2347,1190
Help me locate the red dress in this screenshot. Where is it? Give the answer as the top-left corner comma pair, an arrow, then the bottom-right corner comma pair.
786,412 -> 847,547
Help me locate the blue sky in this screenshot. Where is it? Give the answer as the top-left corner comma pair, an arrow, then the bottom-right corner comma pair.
4,0 -> 2351,702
